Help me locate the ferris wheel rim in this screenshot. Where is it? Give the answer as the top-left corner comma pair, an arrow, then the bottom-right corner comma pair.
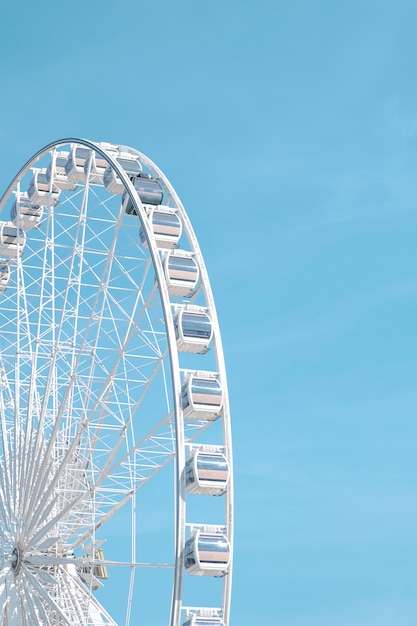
0,138 -> 233,626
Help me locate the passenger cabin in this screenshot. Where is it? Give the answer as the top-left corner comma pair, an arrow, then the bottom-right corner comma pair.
84,150 -> 112,184
184,529 -> 230,577
65,146 -> 91,184
182,612 -> 225,626
0,222 -> 26,258
103,155 -> 142,194
124,173 -> 164,214
185,448 -> 229,495
174,307 -> 212,353
0,263 -> 10,293
181,373 -> 222,420
92,548 -> 108,581
163,251 -> 199,296
139,207 -> 182,249
79,569 -> 102,591
10,194 -> 43,230
27,169 -> 61,206
46,152 -> 76,190
79,548 -> 108,591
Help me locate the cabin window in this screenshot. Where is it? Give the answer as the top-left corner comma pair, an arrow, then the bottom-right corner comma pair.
198,536 -> 228,553
181,313 -> 211,340
185,463 -> 195,484
191,379 -> 221,396
3,227 -> 20,240
74,147 -> 90,161
168,256 -> 196,272
153,212 -> 180,228
181,387 -> 189,406
197,454 -> 227,472
116,157 -> 141,176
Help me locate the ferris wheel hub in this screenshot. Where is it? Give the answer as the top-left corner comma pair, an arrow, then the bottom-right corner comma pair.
11,544 -> 22,575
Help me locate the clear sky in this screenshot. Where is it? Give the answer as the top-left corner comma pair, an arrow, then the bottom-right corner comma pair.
1,1 -> 416,625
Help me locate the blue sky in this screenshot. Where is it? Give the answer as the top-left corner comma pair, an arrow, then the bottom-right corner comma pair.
1,1 -> 417,624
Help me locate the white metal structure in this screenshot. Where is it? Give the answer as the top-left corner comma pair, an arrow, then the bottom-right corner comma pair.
0,139 -> 233,626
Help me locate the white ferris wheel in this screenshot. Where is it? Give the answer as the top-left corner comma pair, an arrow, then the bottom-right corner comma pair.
0,139 -> 233,626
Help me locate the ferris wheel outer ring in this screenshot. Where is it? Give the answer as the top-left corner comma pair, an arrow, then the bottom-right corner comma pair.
0,138 -> 233,626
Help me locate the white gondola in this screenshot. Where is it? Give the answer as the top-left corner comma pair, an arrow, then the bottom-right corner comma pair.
79,548 -> 108,591
103,154 -> 142,194
185,447 -> 229,495
140,207 -> 182,249
181,372 -> 222,420
84,150 -> 114,184
65,146 -> 91,184
123,173 -> 164,214
0,222 -> 26,258
10,194 -> 43,231
163,250 -> 199,296
46,152 -> 77,190
79,565 -> 103,590
0,262 -> 10,293
182,611 -> 225,626
184,528 -> 230,577
27,169 -> 61,206
174,307 -> 212,353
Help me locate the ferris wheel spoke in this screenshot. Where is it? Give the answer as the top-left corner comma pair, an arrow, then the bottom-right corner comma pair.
82,350 -> 171,476
70,487 -> 138,552
0,489 -> 11,534
59,415 -> 175,545
0,578 -> 6,599
101,416 -> 176,485
63,290 -> 164,456
25,554 -> 174,570
14,246 -> 24,426
0,420 -> 12,529
27,570 -> 87,625
29,473 -> 94,544
25,429 -> 90,540
64,567 -> 119,626
25,385 -> 177,547
27,400 -> 174,547
28,488 -> 90,550
79,252 -> 154,346
23,360 -> 91,520
23,569 -> 76,626
2,581 -> 24,626
67,282 -> 161,438
22,581 -> 53,626
15,261 -> 37,500
56,570 -> 96,625
22,403 -> 89,530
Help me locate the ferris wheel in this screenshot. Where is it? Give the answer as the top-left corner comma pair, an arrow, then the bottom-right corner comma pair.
0,139 -> 233,626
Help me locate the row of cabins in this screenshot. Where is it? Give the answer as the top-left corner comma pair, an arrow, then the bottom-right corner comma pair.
1,145 -> 232,595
